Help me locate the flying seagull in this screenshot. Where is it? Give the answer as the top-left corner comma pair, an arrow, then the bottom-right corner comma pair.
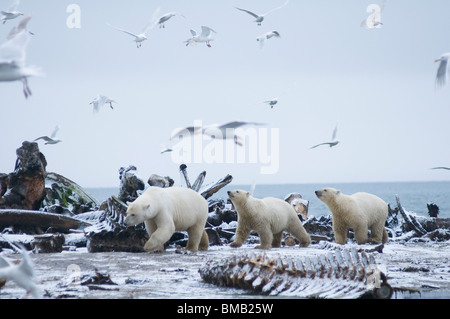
235,0 -> 289,26
90,94 -> 116,113
107,8 -> 160,48
431,167 -> 450,171
435,53 -> 450,88
0,28 -> 41,98
34,125 -> 62,145
7,15 -> 34,40
157,12 -> 185,29
185,26 -> 217,47
310,123 -> 340,149
0,0 -> 23,25
0,242 -> 43,299
201,121 -> 266,146
256,31 -> 281,49
264,99 -> 278,109
170,126 -> 201,140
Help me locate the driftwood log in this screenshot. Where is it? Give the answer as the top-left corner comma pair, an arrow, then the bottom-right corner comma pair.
179,164 -> 233,199
0,142 -> 47,210
0,209 -> 86,234
118,166 -> 145,203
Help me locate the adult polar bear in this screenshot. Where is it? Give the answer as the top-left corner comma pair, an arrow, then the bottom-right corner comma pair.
315,188 -> 388,245
227,190 -> 311,249
125,187 -> 209,253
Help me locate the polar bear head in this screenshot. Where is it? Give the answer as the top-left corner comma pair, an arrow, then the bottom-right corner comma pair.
227,190 -> 250,206
124,199 -> 152,226
315,188 -> 341,205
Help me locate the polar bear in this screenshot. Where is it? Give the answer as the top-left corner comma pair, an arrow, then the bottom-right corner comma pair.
124,186 -> 209,253
315,188 -> 388,245
227,190 -> 311,249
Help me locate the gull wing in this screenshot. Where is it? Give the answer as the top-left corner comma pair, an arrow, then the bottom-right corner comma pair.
142,6 -> 161,35
431,167 -> 450,170
107,23 -> 140,39
7,15 -> 32,39
50,125 -> 60,139
189,29 -> 197,37
234,7 -> 260,19
200,26 -> 216,37
34,136 -> 53,143
331,123 -> 338,141
220,121 -> 265,130
263,0 -> 290,16
7,0 -> 20,12
310,142 -> 330,149
0,29 -> 29,65
436,57 -> 449,88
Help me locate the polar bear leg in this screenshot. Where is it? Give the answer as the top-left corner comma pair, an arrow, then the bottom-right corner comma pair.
287,221 -> 311,247
272,232 -> 282,248
144,223 -> 175,253
198,230 -> 209,251
230,224 -> 251,248
255,226 -> 273,249
353,224 -> 369,244
186,224 -> 207,252
369,224 -> 387,244
333,220 -> 348,245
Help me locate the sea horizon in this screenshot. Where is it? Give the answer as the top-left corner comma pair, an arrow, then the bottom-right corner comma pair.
86,180 -> 450,219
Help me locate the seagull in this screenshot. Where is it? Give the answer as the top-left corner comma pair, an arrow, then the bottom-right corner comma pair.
256,31 -> 281,49
90,94 -> 116,113
235,0 -> 289,26
0,243 -> 43,299
310,123 -> 340,149
185,26 -> 217,47
157,12 -> 185,28
160,147 -> 173,154
431,167 -> 450,171
360,0 -> 386,30
7,15 -> 34,40
264,99 -> 278,109
435,53 -> 450,88
34,125 -> 62,145
201,121 -> 266,146
1,0 -> 23,25
0,29 -> 41,99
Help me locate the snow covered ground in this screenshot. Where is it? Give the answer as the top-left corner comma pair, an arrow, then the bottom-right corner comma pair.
1,240 -> 449,299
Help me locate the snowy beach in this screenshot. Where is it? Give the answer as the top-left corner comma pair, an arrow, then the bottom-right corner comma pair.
0,240 -> 449,299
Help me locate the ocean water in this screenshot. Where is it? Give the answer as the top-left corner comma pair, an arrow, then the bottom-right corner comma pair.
86,181 -> 450,219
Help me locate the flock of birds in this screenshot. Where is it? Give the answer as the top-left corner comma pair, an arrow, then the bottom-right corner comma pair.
1,0 -> 450,298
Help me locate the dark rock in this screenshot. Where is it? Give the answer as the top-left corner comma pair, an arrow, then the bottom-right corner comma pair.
0,142 -> 47,210
31,234 -> 65,253
427,202 -> 439,218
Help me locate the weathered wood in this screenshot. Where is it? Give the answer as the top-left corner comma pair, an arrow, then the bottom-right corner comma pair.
179,164 -> 191,189
0,209 -> 86,232
147,174 -> 174,188
192,171 -> 206,192
395,195 -> 427,236
200,175 -> 233,199
118,166 -> 145,203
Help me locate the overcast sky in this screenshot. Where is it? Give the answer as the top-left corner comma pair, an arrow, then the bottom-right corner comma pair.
1,0 -> 450,188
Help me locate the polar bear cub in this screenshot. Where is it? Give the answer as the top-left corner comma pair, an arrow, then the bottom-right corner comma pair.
315,188 -> 388,245
227,190 -> 311,249
125,186 -> 209,253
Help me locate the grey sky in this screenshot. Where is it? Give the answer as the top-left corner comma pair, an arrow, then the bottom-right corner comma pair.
1,0 -> 450,188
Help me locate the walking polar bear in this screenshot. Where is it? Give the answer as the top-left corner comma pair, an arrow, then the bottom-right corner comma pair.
315,188 -> 388,245
125,187 -> 209,253
227,190 -> 311,249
